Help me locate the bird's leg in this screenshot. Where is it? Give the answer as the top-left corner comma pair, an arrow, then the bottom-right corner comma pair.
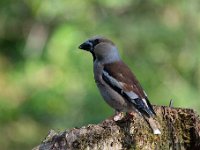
144,116 -> 161,135
113,111 -> 125,121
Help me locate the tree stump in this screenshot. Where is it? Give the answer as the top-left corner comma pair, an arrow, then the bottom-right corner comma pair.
33,106 -> 200,150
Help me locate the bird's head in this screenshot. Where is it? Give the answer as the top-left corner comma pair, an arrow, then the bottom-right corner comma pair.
79,36 -> 120,63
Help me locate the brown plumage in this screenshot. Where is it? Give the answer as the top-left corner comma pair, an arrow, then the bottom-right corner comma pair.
104,61 -> 145,97
79,36 -> 161,134
103,61 -> 156,117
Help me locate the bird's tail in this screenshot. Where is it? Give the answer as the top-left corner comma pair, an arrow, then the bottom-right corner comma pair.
145,117 -> 161,134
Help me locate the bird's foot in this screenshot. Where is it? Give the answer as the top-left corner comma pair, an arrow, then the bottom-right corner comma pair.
113,112 -> 125,121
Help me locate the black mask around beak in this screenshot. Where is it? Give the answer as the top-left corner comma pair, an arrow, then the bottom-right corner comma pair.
78,40 -> 96,61
79,41 -> 93,51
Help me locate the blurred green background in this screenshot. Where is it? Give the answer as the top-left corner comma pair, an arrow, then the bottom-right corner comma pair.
0,0 -> 200,149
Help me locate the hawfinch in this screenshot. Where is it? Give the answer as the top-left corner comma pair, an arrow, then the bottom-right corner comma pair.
79,36 -> 161,134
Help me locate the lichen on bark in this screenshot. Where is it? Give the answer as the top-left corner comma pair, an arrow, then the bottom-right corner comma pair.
33,106 -> 200,150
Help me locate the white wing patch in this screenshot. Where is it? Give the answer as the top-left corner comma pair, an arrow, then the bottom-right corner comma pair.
102,69 -> 155,117
103,70 -> 124,88
103,70 -> 139,103
142,98 -> 149,109
124,91 -> 139,101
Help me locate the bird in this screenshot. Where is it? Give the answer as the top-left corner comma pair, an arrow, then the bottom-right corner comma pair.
78,36 -> 161,134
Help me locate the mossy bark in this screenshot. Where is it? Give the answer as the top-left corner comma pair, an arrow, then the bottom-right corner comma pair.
33,106 -> 200,150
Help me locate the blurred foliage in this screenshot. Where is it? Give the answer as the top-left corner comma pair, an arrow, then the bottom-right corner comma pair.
0,0 -> 200,149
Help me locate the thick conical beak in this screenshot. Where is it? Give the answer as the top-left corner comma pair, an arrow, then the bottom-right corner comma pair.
78,41 -> 93,51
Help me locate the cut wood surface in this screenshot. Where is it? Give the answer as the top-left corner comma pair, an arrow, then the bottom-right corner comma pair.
33,106 -> 200,150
